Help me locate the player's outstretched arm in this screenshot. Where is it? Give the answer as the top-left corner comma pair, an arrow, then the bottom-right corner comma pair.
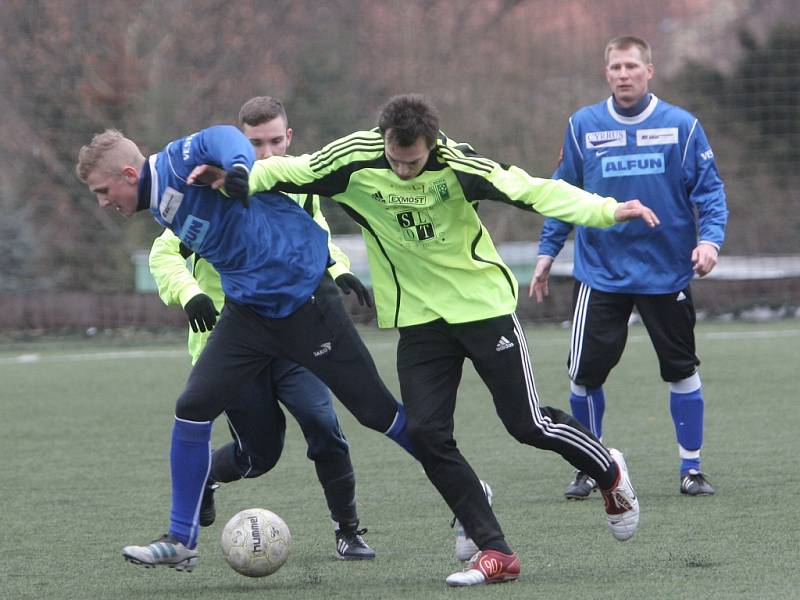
613,199 -> 660,228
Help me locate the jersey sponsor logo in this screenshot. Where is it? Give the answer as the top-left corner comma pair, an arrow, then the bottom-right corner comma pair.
585,130 -> 626,149
181,133 -> 197,161
178,215 -> 210,250
397,210 -> 435,241
602,153 -> 664,177
636,127 -> 678,146
700,148 -> 714,160
159,187 -> 184,223
388,194 -> 426,206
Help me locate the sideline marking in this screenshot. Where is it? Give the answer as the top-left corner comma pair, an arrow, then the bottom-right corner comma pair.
0,349 -> 186,366
1,328 -> 798,366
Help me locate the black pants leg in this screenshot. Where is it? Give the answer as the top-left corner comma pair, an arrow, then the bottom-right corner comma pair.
397,320 -> 507,550
461,314 -> 614,482
634,287 -> 700,382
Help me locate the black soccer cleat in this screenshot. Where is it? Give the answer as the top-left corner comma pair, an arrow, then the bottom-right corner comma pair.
680,470 -> 715,496
335,525 -> 376,560
199,481 -> 220,527
565,470 -> 597,500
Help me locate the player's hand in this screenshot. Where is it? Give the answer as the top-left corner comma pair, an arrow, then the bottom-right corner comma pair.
528,256 -> 554,303
184,293 -> 219,333
335,273 -> 373,307
692,243 -> 719,277
187,164 -> 226,189
223,166 -> 251,208
613,199 -> 660,227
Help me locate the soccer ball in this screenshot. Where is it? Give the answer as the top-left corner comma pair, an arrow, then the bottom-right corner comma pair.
220,508 -> 291,577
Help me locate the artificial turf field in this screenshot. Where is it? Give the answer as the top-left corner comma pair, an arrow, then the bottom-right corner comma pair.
1,320 -> 798,599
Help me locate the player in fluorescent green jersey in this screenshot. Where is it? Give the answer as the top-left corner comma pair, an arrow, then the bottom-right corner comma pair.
199,94 -> 659,586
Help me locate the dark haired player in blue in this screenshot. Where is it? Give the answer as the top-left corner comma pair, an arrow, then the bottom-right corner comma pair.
530,36 -> 728,499
76,125 -> 414,571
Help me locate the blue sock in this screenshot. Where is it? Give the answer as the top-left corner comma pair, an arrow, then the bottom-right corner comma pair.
669,377 -> 704,475
569,384 -> 605,439
384,403 -> 417,459
169,417 -> 212,549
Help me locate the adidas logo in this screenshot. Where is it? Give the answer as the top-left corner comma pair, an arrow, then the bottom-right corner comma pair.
313,341 -> 332,357
371,191 -> 385,203
495,336 -> 514,352
676,291 -> 686,301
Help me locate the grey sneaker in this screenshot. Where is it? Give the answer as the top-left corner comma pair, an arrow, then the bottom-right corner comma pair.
565,471 -> 597,500
680,470 -> 715,496
335,526 -> 376,560
453,480 -> 493,561
122,534 -> 198,571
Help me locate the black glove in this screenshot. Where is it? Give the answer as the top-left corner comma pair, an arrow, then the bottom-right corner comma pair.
335,273 -> 372,307
184,293 -> 219,333
224,166 -> 250,207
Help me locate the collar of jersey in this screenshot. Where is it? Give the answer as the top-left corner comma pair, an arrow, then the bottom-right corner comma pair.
141,154 -> 160,213
605,94 -> 659,125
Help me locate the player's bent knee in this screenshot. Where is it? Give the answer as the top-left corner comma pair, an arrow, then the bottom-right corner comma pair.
502,420 -> 553,448
243,452 -> 282,478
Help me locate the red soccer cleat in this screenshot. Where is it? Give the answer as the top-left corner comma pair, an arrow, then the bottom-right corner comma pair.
601,448 -> 640,541
445,549 -> 520,586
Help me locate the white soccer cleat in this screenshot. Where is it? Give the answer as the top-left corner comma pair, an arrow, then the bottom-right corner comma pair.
601,448 -> 639,541
122,535 -> 198,572
453,480 -> 493,561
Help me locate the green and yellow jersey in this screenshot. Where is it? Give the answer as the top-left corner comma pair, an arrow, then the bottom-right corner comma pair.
149,193 -> 352,363
249,130 -> 619,328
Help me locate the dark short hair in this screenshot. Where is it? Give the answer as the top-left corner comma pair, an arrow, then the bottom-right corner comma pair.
238,96 -> 288,127
377,94 -> 439,149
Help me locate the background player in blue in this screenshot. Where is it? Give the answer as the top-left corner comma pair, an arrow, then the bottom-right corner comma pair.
529,36 -> 728,499
76,125 -> 415,571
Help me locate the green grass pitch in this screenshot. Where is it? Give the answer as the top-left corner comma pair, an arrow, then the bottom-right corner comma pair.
1,320 -> 798,599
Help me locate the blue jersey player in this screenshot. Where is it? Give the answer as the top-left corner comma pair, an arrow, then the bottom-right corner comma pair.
530,36 -> 728,498
76,125 -> 415,571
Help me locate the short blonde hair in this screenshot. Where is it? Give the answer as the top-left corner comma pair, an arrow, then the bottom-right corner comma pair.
76,129 -> 143,182
605,35 -> 652,65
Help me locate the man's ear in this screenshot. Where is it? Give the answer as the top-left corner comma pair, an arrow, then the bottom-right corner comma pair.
122,165 -> 139,184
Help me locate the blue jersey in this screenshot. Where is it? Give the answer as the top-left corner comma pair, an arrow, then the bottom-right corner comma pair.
139,125 -> 330,318
539,95 -> 728,294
